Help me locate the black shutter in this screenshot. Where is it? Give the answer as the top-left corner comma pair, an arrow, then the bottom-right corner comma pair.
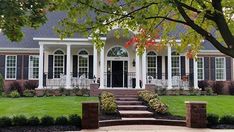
89,55 -> 93,79
17,55 -> 22,80
210,57 -> 216,80
226,57 -> 232,80
165,56 -> 168,79
204,57 -> 210,80
189,59 -> 194,86
157,56 -> 162,79
48,55 -> 53,79
23,55 -> 29,80
64,55 -> 67,75
0,55 -> 5,78
73,55 -> 78,77
180,56 -> 186,77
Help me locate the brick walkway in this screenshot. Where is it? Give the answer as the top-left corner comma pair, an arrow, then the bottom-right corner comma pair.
81,125 -> 234,132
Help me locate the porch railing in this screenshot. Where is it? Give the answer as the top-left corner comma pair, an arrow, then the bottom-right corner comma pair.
43,72 -> 94,89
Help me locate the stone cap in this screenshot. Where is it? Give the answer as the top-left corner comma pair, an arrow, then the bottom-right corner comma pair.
185,101 -> 207,104
82,101 -> 99,104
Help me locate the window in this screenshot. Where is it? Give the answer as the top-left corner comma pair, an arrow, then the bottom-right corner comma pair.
5,55 -> 17,80
78,50 -> 89,76
107,47 -> 128,57
197,57 -> 204,80
215,57 -> 226,81
147,51 -> 157,78
54,50 -> 64,78
171,51 -> 180,76
29,55 -> 39,80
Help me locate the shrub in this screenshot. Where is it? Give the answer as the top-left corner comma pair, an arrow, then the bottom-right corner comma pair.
0,116 -> 12,127
8,81 -> 23,95
212,81 -> 224,95
198,80 -> 209,91
101,97 -> 117,113
23,89 -> 35,97
219,115 -> 234,125
80,88 -> 90,96
148,98 -> 168,114
8,90 -> 20,98
28,116 -> 40,126
40,115 -> 54,126
207,113 -> 219,126
229,82 -> 234,95
205,87 -> 214,95
138,90 -> 158,102
0,73 -> 4,95
55,116 -> 68,125
12,115 -> 28,126
68,114 -> 81,126
100,91 -> 114,100
24,81 -> 38,90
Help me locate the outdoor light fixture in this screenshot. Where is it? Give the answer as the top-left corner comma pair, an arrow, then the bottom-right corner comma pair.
93,76 -> 96,83
132,59 -> 136,67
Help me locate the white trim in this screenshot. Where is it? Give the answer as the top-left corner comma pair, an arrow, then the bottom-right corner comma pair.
5,55 -> 17,80
28,55 -> 39,80
34,37 -> 107,41
78,49 -> 89,55
0,48 -> 39,51
106,45 -> 129,61
147,51 -> 157,79
215,57 -> 226,81
53,49 -> 65,78
78,49 -> 89,76
197,57 -> 204,80
171,51 -> 181,76
53,48 -> 65,54
38,41 -> 93,46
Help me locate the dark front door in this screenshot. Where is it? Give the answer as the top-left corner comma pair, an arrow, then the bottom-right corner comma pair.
112,61 -> 123,87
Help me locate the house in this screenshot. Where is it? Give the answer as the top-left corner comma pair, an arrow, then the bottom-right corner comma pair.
0,12 -> 233,94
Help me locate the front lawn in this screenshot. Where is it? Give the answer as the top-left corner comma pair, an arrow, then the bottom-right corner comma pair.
161,96 -> 234,117
0,96 -> 97,118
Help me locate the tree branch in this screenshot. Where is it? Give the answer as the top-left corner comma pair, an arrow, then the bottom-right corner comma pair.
145,16 -> 189,25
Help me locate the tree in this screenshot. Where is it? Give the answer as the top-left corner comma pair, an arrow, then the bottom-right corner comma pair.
0,0 -> 53,41
53,0 -> 233,57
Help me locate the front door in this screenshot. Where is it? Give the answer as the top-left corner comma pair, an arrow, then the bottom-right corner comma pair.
112,61 -> 123,87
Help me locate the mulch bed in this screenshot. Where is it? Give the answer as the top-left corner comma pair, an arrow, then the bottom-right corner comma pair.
0,125 -> 80,132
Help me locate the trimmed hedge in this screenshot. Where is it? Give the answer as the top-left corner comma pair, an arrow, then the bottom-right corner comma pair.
207,114 -> 234,127
100,91 -> 117,114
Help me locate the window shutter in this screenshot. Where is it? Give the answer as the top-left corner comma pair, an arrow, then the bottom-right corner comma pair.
48,55 -> 53,79
73,55 -> 78,77
226,57 -> 232,80
180,56 -> 186,77
23,55 -> 29,80
64,55 -> 67,75
17,55 -> 22,80
0,55 -> 5,78
210,57 -> 216,80
204,57 -> 210,80
189,59 -> 194,86
165,56 -> 168,79
89,55 -> 93,79
157,56 -> 162,79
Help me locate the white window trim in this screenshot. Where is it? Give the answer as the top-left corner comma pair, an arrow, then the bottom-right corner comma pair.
5,55 -> 17,80
171,52 -> 180,76
147,51 -> 157,78
215,57 -> 226,81
197,57 -> 204,80
53,49 -> 65,79
78,49 -> 89,76
28,55 -> 39,80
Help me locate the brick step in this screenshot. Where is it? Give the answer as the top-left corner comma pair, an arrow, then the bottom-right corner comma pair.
116,101 -> 142,105
115,95 -> 138,98
99,119 -> 186,127
122,118 -> 156,120
118,105 -> 147,110
116,97 -> 139,101
119,110 -> 153,118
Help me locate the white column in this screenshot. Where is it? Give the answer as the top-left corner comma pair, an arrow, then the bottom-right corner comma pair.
66,44 -> 72,89
100,47 -> 105,88
93,45 -> 98,82
167,45 -> 172,89
142,49 -> 147,88
193,58 -> 199,89
135,49 -> 140,88
38,44 -> 44,89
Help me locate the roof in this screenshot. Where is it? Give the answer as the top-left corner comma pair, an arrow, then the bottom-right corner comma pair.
0,11 -> 218,50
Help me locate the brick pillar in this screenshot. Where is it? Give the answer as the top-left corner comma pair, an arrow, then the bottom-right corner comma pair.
82,102 -> 99,129
145,84 -> 156,93
185,101 -> 207,128
90,83 -> 100,96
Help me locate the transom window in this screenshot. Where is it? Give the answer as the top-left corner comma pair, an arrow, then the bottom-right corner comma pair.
5,55 -> 17,79
54,50 -> 64,78
147,51 -> 157,78
215,57 -> 226,81
107,47 -> 128,57
197,57 -> 204,80
29,55 -> 39,80
171,51 -> 180,76
78,50 -> 89,76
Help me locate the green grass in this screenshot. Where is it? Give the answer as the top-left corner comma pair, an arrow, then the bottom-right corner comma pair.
160,96 -> 234,117
0,96 -> 97,118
